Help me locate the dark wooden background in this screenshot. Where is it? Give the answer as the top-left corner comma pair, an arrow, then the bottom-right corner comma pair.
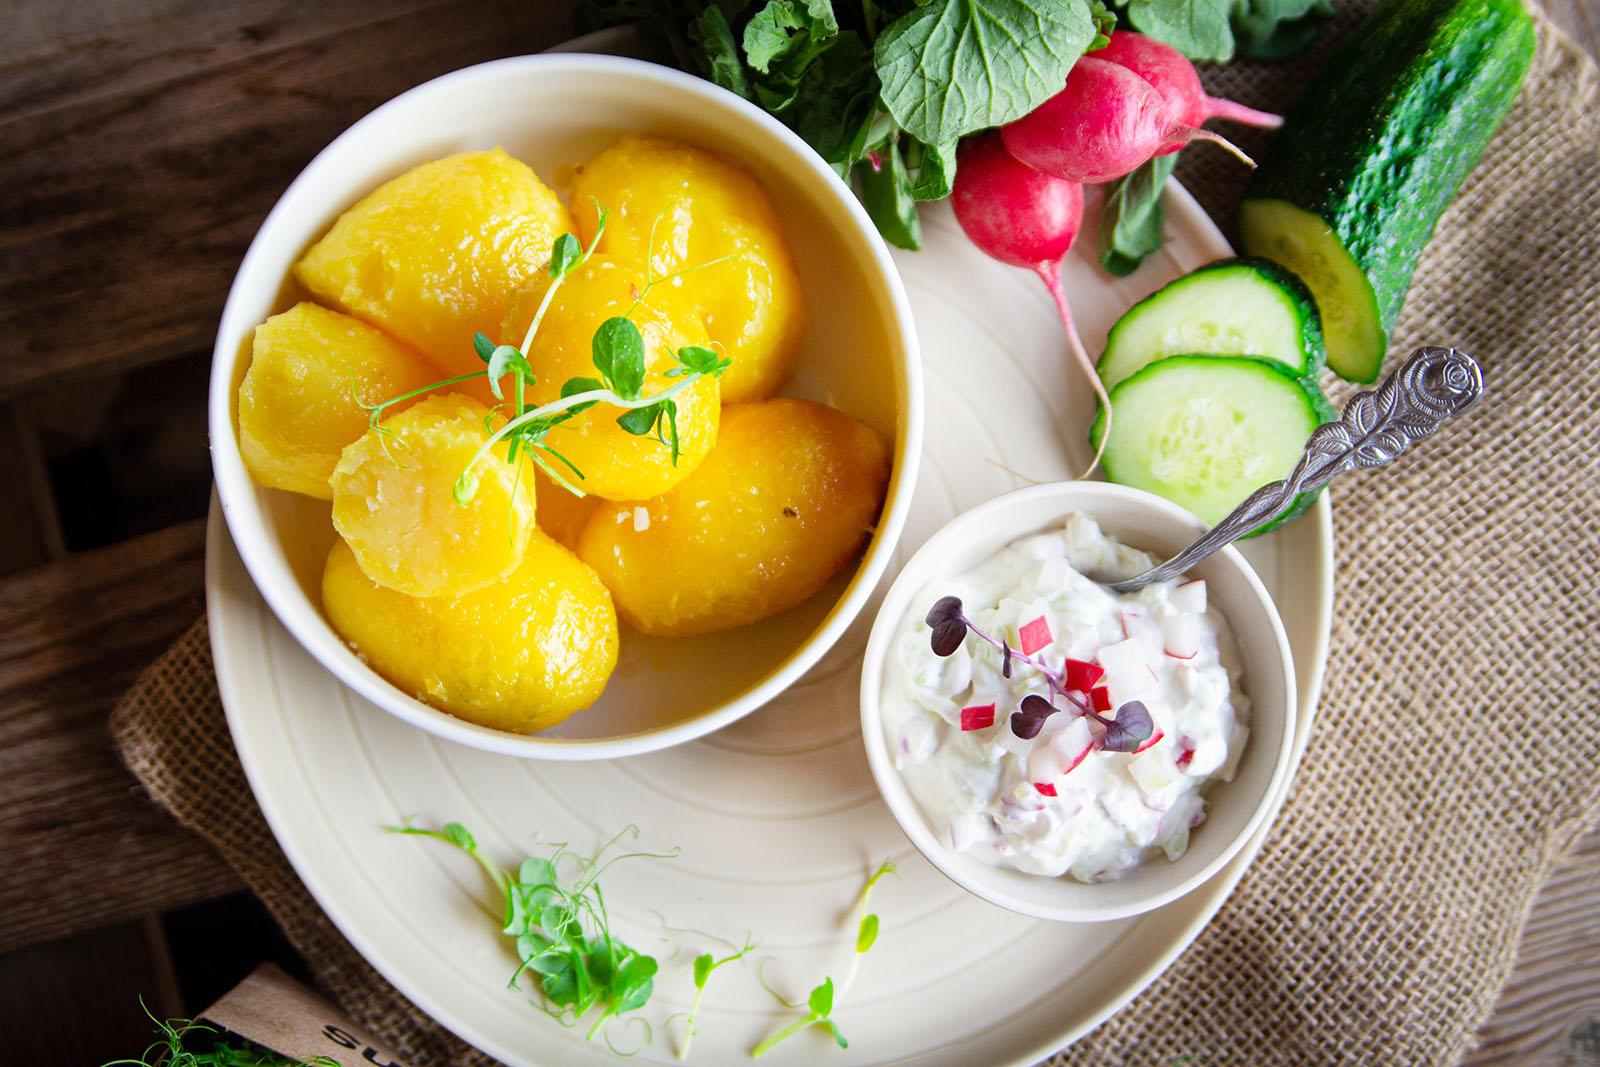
2,2 -> 1595,1063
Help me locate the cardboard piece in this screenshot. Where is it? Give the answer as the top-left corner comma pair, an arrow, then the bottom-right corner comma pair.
200,963 -> 410,1067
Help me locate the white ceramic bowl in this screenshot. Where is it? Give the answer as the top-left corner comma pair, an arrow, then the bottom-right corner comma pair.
209,54 -> 921,759
860,481 -> 1295,922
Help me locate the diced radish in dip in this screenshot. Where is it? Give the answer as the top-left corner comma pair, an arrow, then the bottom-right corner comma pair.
961,703 -> 996,731
884,513 -> 1249,881
1017,614 -> 1053,655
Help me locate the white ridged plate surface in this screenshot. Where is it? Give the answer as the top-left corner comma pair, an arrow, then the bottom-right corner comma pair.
210,186 -> 1332,1066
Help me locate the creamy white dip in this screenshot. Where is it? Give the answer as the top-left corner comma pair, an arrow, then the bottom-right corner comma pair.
884,513 -> 1248,882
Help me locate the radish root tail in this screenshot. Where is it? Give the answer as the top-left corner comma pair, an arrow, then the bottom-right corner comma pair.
1183,126 -> 1256,168
1203,95 -> 1284,129
1034,263 -> 1108,481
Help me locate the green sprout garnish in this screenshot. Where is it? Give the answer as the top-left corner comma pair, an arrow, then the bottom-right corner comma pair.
101,1002 -> 338,1067
359,203 -> 734,508
388,820 -> 679,1044
751,860 -> 897,1057
677,933 -> 758,1061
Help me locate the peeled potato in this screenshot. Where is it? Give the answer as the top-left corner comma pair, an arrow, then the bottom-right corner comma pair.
294,148 -> 572,377
503,254 -> 719,501
322,536 -> 618,733
237,303 -> 440,499
532,466 -> 602,550
330,394 -> 534,598
577,398 -> 890,636
570,135 -> 803,403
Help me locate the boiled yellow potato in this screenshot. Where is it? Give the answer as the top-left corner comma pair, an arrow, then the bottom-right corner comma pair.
502,254 -> 719,501
570,135 -> 803,403
322,535 -> 618,733
532,466 -> 602,550
237,302 -> 441,499
577,398 -> 890,636
294,148 -> 572,377
329,394 -> 534,598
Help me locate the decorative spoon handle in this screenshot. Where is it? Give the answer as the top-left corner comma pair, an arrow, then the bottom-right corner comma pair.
1107,346 -> 1484,593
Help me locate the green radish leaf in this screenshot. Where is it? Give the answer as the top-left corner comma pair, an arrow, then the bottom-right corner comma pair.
856,142 -> 921,251
689,6 -> 754,99
873,0 -> 1097,145
1125,0 -> 1236,61
1233,0 -> 1335,59
904,136 -> 957,201
744,0 -> 838,75
1097,151 -> 1179,277
592,316 -> 645,398
550,232 -> 582,278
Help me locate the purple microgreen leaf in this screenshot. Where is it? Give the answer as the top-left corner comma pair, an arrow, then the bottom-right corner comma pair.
925,595 -> 963,628
1010,710 -> 1045,740
1001,640 -> 1013,679
929,618 -> 967,657
1100,700 -> 1154,753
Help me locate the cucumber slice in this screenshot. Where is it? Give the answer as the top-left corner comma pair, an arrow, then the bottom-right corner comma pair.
1238,0 -> 1535,382
1237,200 -> 1383,384
1097,258 -> 1326,391
1091,355 -> 1337,532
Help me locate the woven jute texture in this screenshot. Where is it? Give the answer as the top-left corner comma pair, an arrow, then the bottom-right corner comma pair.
113,3 -> 1600,1064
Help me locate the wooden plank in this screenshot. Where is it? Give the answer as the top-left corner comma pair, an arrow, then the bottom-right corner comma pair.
0,0 -> 574,401
1463,823 -> 1600,1065
0,518 -> 241,954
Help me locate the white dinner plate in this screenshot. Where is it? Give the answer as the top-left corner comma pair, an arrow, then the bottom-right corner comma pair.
209,183 -> 1332,1066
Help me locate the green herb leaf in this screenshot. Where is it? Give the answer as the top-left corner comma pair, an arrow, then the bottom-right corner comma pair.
856,912 -> 880,953
592,316 -> 646,399
473,332 -> 497,363
1097,151 -> 1179,277
824,1017 -> 849,1048
486,345 -> 532,400
807,976 -> 835,1017
675,344 -> 730,376
616,401 -> 663,437
559,376 -> 605,416
856,142 -> 921,251
442,822 -> 478,850
873,0 -> 1097,146
693,953 -> 715,989
550,233 -> 582,278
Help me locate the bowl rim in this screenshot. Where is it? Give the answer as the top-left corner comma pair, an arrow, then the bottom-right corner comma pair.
858,480 -> 1297,921
208,52 -> 924,760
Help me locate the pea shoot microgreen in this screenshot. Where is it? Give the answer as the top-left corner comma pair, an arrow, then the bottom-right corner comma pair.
359,204 -> 734,509
750,860 -> 897,1057
676,933 -> 758,1061
388,820 -> 679,1045
101,1003 -> 338,1067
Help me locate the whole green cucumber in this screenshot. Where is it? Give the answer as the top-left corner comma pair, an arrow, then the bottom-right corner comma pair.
1237,0 -> 1535,382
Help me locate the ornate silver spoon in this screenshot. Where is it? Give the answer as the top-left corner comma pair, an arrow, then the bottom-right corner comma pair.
1106,345 -> 1484,593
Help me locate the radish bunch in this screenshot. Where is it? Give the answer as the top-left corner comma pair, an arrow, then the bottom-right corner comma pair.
949,31 -> 1282,478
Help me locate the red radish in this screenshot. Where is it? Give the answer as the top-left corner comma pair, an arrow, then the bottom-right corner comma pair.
1161,612 -> 1201,659
950,131 -> 1109,476
1064,658 -> 1104,691
1000,56 -> 1253,184
1170,578 -> 1207,614
1131,729 -> 1166,755
1090,686 -> 1112,712
1034,782 -> 1059,797
1017,615 -> 1053,656
960,703 -> 996,731
1094,30 -> 1283,154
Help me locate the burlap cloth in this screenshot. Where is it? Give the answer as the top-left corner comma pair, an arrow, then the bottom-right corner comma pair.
112,3 -> 1600,1064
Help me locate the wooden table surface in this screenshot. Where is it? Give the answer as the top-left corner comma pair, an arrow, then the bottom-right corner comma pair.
3,2 -> 1597,1064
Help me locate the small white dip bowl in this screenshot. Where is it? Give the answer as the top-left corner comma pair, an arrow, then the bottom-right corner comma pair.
860,481 -> 1296,922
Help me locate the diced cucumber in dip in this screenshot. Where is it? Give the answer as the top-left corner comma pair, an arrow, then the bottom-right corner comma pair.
1091,355 -> 1337,531
885,514 -> 1249,883
1096,257 -> 1326,392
